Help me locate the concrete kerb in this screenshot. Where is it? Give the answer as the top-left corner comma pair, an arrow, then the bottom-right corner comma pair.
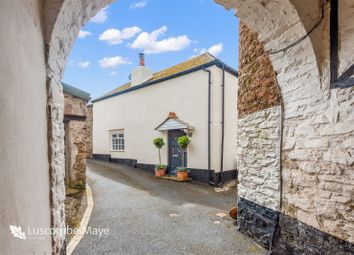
66,183 -> 94,255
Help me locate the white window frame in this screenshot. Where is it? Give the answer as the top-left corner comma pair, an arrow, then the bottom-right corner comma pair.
110,130 -> 125,152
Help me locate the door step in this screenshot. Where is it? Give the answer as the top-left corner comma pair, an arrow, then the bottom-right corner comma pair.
155,175 -> 191,182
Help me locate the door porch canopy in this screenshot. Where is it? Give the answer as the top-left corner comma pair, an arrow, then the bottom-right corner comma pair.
155,112 -> 194,132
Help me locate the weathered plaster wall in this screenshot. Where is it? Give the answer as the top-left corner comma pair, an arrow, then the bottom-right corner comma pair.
0,0 -> 52,254
280,0 -> 354,244
216,0 -> 354,247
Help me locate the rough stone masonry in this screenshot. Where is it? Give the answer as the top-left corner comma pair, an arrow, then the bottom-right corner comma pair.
215,1 -> 354,254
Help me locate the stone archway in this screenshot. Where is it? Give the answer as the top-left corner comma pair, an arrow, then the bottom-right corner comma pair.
43,0 -> 354,253
215,0 -> 354,253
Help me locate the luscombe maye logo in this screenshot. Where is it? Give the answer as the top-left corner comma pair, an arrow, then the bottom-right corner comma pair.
10,225 -> 109,240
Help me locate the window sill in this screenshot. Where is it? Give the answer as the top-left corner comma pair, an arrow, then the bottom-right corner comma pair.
110,150 -> 125,152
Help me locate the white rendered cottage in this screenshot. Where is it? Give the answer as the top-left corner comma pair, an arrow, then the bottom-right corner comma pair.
92,53 -> 238,185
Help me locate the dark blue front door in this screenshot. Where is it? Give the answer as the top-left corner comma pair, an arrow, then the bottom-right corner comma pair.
168,130 -> 185,175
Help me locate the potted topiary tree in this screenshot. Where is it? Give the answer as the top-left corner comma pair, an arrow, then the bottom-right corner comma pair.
153,137 -> 166,177
176,135 -> 191,181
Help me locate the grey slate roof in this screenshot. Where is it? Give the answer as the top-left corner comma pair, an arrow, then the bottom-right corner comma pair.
61,82 -> 91,101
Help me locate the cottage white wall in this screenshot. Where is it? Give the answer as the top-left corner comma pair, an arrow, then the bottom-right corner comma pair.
222,68 -> 238,171
209,66 -> 238,172
93,65 -> 238,172
0,0 -> 52,254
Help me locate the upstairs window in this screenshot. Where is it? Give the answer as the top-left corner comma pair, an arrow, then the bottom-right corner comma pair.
111,130 -> 125,151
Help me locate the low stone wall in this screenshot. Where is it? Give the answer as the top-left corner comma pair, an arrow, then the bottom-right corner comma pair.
237,197 -> 279,249
274,214 -> 354,255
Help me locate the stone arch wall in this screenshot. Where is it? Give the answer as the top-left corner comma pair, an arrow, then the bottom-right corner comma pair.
216,0 -> 354,253
43,0 -> 354,253
43,0 -> 113,253
236,21 -> 282,248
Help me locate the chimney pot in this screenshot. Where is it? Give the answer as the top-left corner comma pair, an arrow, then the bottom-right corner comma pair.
168,112 -> 177,119
139,53 -> 145,66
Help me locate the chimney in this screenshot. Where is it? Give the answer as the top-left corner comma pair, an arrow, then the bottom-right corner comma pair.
130,53 -> 152,86
139,53 -> 145,66
168,112 -> 177,119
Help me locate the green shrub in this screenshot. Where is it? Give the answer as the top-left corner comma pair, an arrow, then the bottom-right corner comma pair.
177,135 -> 190,149
177,135 -> 191,168
153,137 -> 165,166
153,137 -> 165,149
155,164 -> 167,170
176,167 -> 188,172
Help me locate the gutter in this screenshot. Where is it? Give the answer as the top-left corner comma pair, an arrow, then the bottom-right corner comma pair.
203,67 -> 215,186
219,64 -> 225,187
92,60 -> 238,103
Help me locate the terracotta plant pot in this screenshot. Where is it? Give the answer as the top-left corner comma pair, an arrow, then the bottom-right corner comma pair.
155,168 -> 166,177
177,171 -> 188,181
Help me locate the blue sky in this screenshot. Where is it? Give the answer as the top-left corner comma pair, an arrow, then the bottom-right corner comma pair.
63,0 -> 239,99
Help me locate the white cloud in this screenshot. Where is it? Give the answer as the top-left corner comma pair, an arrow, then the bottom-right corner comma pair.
207,43 -> 223,56
99,56 -> 131,68
130,26 -> 191,54
78,30 -> 92,38
130,1 -> 147,9
77,61 -> 90,68
90,7 -> 108,23
99,26 -> 142,45
194,43 -> 224,57
109,71 -> 117,76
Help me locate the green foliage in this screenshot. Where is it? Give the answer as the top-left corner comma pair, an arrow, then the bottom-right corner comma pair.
176,167 -> 188,172
177,135 -> 191,149
153,137 -> 165,149
155,164 -> 167,170
153,137 -> 165,166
